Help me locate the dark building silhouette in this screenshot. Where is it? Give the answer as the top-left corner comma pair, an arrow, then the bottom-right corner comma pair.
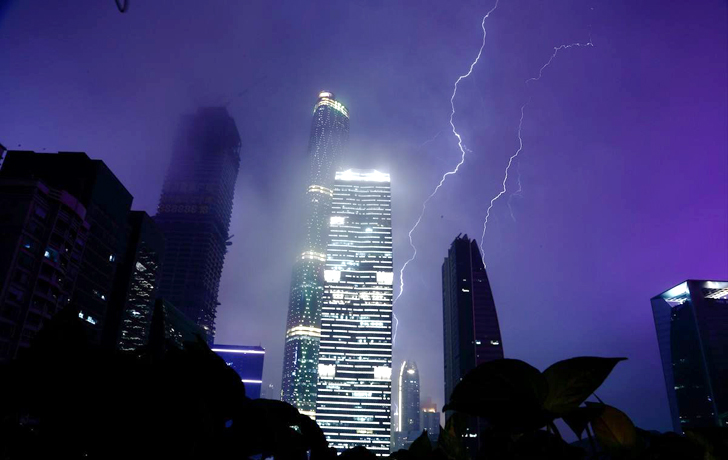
442,234 -> 503,453
111,211 -> 165,351
281,92 -> 349,416
0,151 -> 133,346
212,344 -> 266,398
651,280 -> 728,432
0,178 -> 90,359
154,107 -> 241,344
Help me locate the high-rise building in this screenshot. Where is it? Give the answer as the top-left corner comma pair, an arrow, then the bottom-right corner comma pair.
154,107 -> 241,343
0,151 -> 133,346
281,92 -> 350,416
398,360 -> 420,434
212,344 -> 266,398
651,280 -> 728,432
442,234 -> 503,453
112,211 -> 165,351
421,404 -> 440,440
316,169 -> 393,455
0,178 -> 90,359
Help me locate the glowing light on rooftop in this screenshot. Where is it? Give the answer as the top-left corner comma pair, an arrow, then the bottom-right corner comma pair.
336,169 -> 390,183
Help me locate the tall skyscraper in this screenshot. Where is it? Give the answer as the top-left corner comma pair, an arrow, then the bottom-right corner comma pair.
281,92 -> 350,416
398,360 -> 421,434
316,169 -> 393,454
0,178 -> 90,359
421,404 -> 440,440
442,234 -> 503,453
212,344 -> 266,399
651,280 -> 728,432
0,151 -> 133,347
154,107 -> 241,343
112,211 -> 165,351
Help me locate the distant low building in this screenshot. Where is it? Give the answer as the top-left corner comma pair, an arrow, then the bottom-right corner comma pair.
211,344 -> 265,398
421,404 -> 440,444
160,299 -> 205,348
651,280 -> 728,432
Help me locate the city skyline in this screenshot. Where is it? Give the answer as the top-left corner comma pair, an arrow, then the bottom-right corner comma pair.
1,0 -> 726,436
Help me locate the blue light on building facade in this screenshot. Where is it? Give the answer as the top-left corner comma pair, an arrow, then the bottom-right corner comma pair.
212,344 -> 265,399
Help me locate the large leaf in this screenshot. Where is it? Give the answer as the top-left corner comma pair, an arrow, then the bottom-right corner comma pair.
437,414 -> 467,460
542,357 -> 626,415
590,404 -> 637,453
684,427 -> 728,460
562,404 -> 605,439
409,430 -> 433,458
442,359 -> 548,431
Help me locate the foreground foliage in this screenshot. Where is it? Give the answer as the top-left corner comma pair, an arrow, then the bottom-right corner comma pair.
0,308 -> 725,459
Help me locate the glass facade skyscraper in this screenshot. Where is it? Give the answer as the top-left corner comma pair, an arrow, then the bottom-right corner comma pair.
316,169 -> 393,455
442,234 -> 503,454
651,280 -> 728,432
154,107 -> 241,343
113,211 -> 165,351
281,92 -> 349,416
398,359 -> 420,434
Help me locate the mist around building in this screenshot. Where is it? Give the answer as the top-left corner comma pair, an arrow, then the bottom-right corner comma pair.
0,92 -> 725,459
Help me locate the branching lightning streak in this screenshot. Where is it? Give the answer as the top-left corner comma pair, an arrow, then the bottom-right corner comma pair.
526,37 -> 593,85
507,161 -> 523,221
480,103 -> 526,262
417,130 -> 442,150
393,0 -> 499,346
479,38 -> 593,264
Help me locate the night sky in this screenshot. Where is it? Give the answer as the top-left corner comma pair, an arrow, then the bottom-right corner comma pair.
1,0 -> 726,433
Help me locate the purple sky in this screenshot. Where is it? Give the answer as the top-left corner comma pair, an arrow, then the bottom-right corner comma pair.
1,0 -> 726,432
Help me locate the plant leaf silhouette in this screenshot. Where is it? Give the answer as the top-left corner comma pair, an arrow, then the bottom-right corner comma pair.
442,359 -> 548,431
542,357 -> 626,415
590,403 -> 637,454
562,404 -> 605,439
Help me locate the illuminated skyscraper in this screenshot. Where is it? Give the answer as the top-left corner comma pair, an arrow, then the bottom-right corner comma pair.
442,234 -> 503,454
651,280 -> 728,432
316,169 -> 393,455
154,107 -> 241,343
281,92 -> 349,416
398,360 -> 420,434
113,211 -> 165,351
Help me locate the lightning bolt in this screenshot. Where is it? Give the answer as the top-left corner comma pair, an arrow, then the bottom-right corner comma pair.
507,161 -> 523,221
480,103 -> 526,262
479,37 -> 594,264
393,0 -> 500,346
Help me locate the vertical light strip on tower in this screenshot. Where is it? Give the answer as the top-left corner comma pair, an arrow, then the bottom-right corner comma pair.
281,92 -> 350,417
316,169 -> 393,455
